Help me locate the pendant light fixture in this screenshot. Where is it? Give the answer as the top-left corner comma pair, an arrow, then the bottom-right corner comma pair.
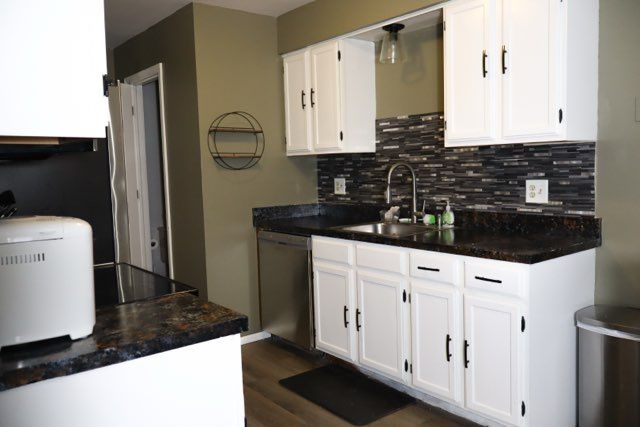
379,23 -> 406,64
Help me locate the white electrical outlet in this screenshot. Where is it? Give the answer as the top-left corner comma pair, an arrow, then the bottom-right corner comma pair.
334,178 -> 346,195
526,179 -> 549,204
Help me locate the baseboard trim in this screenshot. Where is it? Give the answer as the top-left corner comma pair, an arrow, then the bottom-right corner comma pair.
241,331 -> 271,345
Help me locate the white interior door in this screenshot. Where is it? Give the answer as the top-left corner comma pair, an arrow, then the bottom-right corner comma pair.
313,262 -> 357,362
444,0 -> 499,146
464,294 -> 522,426
108,83 -> 152,270
310,41 -> 342,151
501,0 -> 562,142
357,271 -> 407,381
283,52 -> 312,154
411,281 -> 460,402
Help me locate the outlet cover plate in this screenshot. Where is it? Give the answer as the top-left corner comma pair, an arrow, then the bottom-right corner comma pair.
334,177 -> 346,195
526,179 -> 549,204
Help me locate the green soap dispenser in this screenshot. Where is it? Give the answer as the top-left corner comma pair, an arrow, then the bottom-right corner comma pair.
443,201 -> 455,226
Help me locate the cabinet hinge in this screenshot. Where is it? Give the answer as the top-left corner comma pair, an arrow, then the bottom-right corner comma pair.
444,120 -> 447,131
402,290 -> 407,303
340,131 -> 344,141
521,401 -> 526,417
443,21 -> 446,31
404,359 -> 409,372
338,50 -> 341,61
521,316 -> 526,332
408,293 -> 411,303
410,363 -> 413,374
559,108 -> 564,123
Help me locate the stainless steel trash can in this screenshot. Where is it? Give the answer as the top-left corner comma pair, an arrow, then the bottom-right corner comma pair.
576,305 -> 640,427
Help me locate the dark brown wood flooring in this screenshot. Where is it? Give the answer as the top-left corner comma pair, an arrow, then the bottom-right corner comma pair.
242,339 -> 474,427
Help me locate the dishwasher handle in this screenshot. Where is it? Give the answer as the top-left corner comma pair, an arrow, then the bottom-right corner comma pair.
257,230 -> 310,250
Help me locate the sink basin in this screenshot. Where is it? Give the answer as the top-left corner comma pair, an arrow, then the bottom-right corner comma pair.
338,222 -> 432,238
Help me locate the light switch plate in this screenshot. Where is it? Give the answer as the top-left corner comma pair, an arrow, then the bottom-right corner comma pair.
526,180 -> 549,204
334,177 -> 346,195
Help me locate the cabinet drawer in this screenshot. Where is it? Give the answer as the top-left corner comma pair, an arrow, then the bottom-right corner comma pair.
410,251 -> 460,285
464,261 -> 524,298
312,237 -> 353,265
356,243 -> 407,275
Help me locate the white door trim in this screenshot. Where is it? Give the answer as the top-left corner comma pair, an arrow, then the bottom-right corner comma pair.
124,63 -> 174,279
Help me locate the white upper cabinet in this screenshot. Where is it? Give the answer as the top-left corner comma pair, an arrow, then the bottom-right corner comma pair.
501,0 -> 561,142
444,0 -> 499,145
283,51 -> 312,154
283,39 -> 375,156
310,42 -> 343,151
0,0 -> 108,139
444,0 -> 598,147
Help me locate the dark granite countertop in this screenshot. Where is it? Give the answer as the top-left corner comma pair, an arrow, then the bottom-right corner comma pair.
0,293 -> 248,391
253,203 -> 601,264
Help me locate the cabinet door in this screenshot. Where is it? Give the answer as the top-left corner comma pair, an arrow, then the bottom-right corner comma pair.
283,51 -> 313,154
411,281 -> 460,402
313,262 -> 357,362
464,295 -> 522,426
444,0 -> 499,146
0,0 -> 107,138
310,42 -> 343,151
501,0 -> 563,142
356,271 -> 407,381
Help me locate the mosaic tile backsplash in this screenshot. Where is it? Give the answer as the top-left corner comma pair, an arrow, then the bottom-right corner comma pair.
317,112 -> 595,216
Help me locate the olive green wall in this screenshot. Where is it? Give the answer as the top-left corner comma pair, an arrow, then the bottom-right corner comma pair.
113,4 -> 208,298
277,0 -> 442,54
376,26 -> 443,119
595,0 -> 640,306
192,3 -> 317,333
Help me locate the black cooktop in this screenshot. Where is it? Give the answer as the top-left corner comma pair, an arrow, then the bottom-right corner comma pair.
94,263 -> 198,308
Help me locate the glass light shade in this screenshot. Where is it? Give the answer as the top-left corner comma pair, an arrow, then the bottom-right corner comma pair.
379,23 -> 405,64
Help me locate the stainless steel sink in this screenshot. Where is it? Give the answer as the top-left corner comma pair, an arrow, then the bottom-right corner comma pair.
338,222 -> 432,238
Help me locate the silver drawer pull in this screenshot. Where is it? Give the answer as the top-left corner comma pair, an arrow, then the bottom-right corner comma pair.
475,276 -> 502,284
418,266 -> 440,272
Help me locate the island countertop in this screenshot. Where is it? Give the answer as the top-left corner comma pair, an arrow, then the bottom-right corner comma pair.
253,203 -> 602,264
0,293 -> 248,392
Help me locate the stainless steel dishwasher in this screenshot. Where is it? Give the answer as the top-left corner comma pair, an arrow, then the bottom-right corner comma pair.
257,231 -> 313,350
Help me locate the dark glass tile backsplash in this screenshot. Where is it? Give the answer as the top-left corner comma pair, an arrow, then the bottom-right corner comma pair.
317,112 -> 595,216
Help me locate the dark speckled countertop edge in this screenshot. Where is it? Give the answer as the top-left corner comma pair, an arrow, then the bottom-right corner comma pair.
253,201 -> 602,264
257,221 -> 600,264
0,294 -> 248,392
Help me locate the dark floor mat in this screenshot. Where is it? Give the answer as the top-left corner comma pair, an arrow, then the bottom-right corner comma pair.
279,364 -> 415,425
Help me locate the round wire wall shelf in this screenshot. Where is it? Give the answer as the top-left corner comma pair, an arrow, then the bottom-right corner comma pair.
208,111 -> 265,170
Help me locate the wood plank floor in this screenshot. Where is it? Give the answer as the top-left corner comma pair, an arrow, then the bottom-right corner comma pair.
242,339 -> 475,427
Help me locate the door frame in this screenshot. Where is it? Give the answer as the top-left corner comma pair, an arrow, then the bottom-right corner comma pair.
124,63 -> 174,279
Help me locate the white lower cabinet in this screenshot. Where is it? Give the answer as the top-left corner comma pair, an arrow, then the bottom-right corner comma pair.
312,236 -> 595,427
463,294 -> 523,426
356,271 -> 407,381
313,261 -> 357,362
411,281 -> 461,403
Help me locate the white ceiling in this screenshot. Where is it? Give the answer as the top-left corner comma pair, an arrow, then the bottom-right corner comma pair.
105,0 -> 314,48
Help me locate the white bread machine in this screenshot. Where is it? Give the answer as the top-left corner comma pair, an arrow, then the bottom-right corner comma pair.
0,216 -> 95,349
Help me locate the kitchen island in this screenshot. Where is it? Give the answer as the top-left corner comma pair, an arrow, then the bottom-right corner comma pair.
0,265 -> 248,427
